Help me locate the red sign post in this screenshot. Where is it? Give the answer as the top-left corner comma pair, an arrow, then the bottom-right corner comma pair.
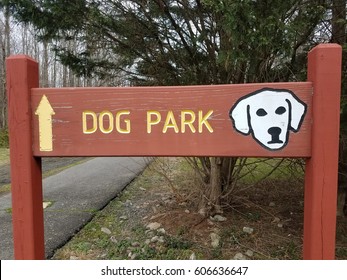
6,44 -> 342,259
304,44 -> 342,259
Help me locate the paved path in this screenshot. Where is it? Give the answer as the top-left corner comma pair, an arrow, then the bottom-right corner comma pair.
0,157 -> 149,259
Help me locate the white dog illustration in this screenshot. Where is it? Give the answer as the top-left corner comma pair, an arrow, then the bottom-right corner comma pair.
230,88 -> 307,150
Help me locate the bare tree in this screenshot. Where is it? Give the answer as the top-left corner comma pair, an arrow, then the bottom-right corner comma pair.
41,39 -> 49,87
0,6 -> 10,129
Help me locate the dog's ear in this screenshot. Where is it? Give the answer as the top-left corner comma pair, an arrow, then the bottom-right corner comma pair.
230,98 -> 251,135
286,94 -> 307,132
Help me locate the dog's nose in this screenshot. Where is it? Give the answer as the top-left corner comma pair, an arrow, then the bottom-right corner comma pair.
268,127 -> 281,136
267,127 -> 283,144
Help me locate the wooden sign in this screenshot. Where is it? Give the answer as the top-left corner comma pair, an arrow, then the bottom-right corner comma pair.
31,83 -> 312,157
6,44 -> 342,260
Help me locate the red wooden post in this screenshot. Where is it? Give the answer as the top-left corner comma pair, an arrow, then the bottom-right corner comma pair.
6,55 -> 45,259
304,44 -> 342,259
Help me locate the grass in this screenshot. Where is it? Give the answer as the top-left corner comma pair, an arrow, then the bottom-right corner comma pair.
0,128 -> 9,149
0,148 -> 11,194
0,184 -> 11,194
0,148 -> 10,166
238,158 -> 304,184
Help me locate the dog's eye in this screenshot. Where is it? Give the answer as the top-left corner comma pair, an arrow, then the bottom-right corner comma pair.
256,108 -> 267,116
275,106 -> 286,115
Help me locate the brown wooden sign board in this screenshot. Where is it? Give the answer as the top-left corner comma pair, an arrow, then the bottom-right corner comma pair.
6,44 -> 342,260
31,83 -> 312,157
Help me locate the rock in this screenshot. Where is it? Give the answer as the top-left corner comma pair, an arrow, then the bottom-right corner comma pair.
233,253 -> 247,260
146,222 -> 162,231
198,208 -> 207,216
158,236 -> 165,243
110,236 -> 118,243
277,223 -> 283,228
151,235 -> 164,243
70,256 -> 79,260
125,199 -> 132,206
242,226 -> 254,234
269,202 -> 276,207
145,239 -> 151,245
131,254 -> 137,260
245,250 -> 254,257
146,230 -> 155,237
151,236 -> 159,243
185,209 -> 190,214
211,215 -> 227,222
189,253 -> 196,260
140,187 -> 146,191
272,217 -> 281,223
127,247 -> 135,252
157,228 -> 166,234
101,227 -> 112,235
119,216 -> 128,220
210,233 -> 220,248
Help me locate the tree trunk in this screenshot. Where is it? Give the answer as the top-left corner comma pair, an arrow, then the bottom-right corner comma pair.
0,17 -> 5,129
52,52 -> 57,87
0,6 -> 11,128
62,65 -> 68,87
208,157 -> 223,215
21,24 -> 28,54
42,39 -> 49,87
331,0 -> 347,216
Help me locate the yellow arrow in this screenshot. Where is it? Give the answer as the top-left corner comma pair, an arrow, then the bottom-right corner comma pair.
35,95 -> 55,152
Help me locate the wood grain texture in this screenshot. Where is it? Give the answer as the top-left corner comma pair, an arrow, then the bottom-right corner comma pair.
31,82 -> 312,157
6,55 -> 45,259
304,44 -> 342,259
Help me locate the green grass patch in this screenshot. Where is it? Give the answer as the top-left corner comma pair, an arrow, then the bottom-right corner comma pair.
239,158 -> 304,184
0,184 -> 11,194
0,128 -> 9,148
0,148 -> 10,166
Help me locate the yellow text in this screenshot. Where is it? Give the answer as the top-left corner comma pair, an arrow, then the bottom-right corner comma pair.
147,110 -> 214,134
82,110 -> 131,134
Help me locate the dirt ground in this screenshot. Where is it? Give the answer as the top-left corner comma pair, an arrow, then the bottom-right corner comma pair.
52,158 -> 347,260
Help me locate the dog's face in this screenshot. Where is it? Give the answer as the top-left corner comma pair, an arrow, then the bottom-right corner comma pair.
230,88 -> 307,150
